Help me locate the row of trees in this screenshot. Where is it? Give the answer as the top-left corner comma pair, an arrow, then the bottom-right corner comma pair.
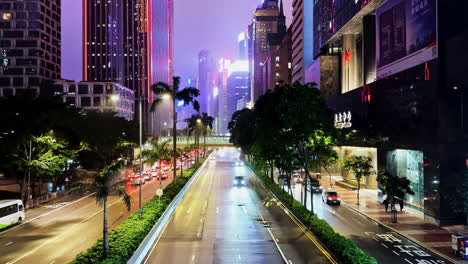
228,82 -> 340,212
228,81 -> 415,213
0,93 -> 139,202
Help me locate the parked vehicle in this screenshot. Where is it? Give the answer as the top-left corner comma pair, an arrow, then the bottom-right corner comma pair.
0,200 -> 25,226
322,190 -> 341,205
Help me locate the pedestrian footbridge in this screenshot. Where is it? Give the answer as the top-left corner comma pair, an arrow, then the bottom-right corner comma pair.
158,136 -> 233,147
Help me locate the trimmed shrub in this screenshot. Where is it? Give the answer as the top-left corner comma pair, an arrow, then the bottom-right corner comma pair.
70,156 -> 209,264
248,162 -> 377,264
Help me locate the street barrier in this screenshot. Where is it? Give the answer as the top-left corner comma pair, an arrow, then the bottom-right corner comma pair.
127,153 -> 212,264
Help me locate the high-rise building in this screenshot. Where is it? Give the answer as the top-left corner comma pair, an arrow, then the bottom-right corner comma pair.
218,58 -> 231,135
83,0 -> 173,136
309,0 -> 468,225
197,50 -> 217,116
237,32 -> 248,60
262,27 -> 292,91
291,0 -> 314,84
0,0 -> 62,96
227,60 -> 249,124
249,0 -> 286,104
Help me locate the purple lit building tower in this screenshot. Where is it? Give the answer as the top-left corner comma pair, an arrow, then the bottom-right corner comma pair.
83,0 -> 174,136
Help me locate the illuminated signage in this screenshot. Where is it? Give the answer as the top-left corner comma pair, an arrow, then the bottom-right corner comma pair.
334,111 -> 352,129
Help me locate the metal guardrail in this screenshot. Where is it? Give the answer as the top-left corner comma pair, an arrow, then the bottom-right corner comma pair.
25,190 -> 68,210
127,153 -> 212,264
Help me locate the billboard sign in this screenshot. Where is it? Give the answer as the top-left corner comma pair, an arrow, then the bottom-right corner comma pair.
376,0 -> 437,79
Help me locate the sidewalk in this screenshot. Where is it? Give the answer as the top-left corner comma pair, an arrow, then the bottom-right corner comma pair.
319,177 -> 468,264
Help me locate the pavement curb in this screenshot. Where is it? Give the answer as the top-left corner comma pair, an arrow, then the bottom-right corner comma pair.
341,201 -> 458,264
127,154 -> 212,264
245,164 -> 342,264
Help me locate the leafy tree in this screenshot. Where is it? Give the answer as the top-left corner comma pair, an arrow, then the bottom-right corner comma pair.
74,111 -> 138,170
341,155 -> 374,205
228,108 -> 256,156
377,170 -> 414,201
200,113 -> 214,158
151,76 -> 200,183
274,82 -> 335,212
92,160 -> 131,256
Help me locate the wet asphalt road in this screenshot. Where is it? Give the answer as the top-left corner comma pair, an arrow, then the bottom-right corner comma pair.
144,148 -> 336,264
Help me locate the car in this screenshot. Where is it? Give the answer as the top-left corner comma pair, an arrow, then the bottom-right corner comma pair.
131,178 -> 145,185
292,173 -> 304,184
233,176 -> 246,187
322,190 -> 341,205
310,180 -> 323,193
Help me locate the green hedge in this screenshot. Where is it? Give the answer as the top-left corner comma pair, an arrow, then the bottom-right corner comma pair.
70,157 -> 208,264
248,162 -> 377,264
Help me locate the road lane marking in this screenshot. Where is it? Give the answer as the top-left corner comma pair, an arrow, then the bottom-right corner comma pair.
6,194 -> 130,264
392,250 -> 400,256
404,259 -> 413,264
49,261 -> 55,264
372,237 -> 379,241
192,255 -> 195,261
288,260 -> 293,264
216,207 -> 219,214
255,207 -> 289,263
252,171 -> 338,264
5,242 -> 12,246
200,218 -> 204,223
0,192 -> 96,236
381,243 -> 388,248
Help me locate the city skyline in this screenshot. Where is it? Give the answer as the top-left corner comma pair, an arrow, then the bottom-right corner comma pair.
61,0 -> 292,82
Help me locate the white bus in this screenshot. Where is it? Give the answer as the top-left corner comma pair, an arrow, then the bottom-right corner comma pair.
0,200 -> 25,227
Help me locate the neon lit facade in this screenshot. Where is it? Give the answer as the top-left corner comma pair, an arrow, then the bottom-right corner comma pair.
83,0 -> 173,135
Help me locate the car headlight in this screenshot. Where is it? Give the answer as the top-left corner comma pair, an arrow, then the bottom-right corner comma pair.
327,197 -> 332,200
241,180 -> 245,184
233,180 -> 237,184
337,198 -> 341,200
319,186 -> 323,189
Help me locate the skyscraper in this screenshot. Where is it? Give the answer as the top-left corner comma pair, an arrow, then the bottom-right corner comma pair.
249,0 -> 286,103
0,0 -> 61,96
291,0 -> 314,84
227,60 -> 249,123
197,50 -> 217,116
83,0 -> 173,135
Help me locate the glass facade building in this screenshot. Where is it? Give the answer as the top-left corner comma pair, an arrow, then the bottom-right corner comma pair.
83,0 -> 173,136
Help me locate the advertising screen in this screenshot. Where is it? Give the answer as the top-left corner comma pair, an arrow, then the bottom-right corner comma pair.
376,0 -> 437,79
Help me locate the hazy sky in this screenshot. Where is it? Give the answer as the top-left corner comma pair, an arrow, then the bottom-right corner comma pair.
61,0 -> 293,82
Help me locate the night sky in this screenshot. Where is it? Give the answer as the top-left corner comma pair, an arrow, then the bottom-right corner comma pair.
61,0 -> 292,82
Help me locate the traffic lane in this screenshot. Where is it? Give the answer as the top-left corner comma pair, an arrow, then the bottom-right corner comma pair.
311,190 -> 449,264
145,149 -> 284,264
1,170 -> 176,264
144,158 -> 217,263
243,171 -> 333,264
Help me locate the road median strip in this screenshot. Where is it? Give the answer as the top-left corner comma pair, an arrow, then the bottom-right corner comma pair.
69,154 -> 211,264
246,162 -> 377,264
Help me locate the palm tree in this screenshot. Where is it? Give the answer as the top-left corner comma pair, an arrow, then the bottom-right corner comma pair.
185,114 -> 203,163
200,113 -> 214,158
151,76 -> 200,183
94,160 -> 131,256
141,139 -> 169,170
